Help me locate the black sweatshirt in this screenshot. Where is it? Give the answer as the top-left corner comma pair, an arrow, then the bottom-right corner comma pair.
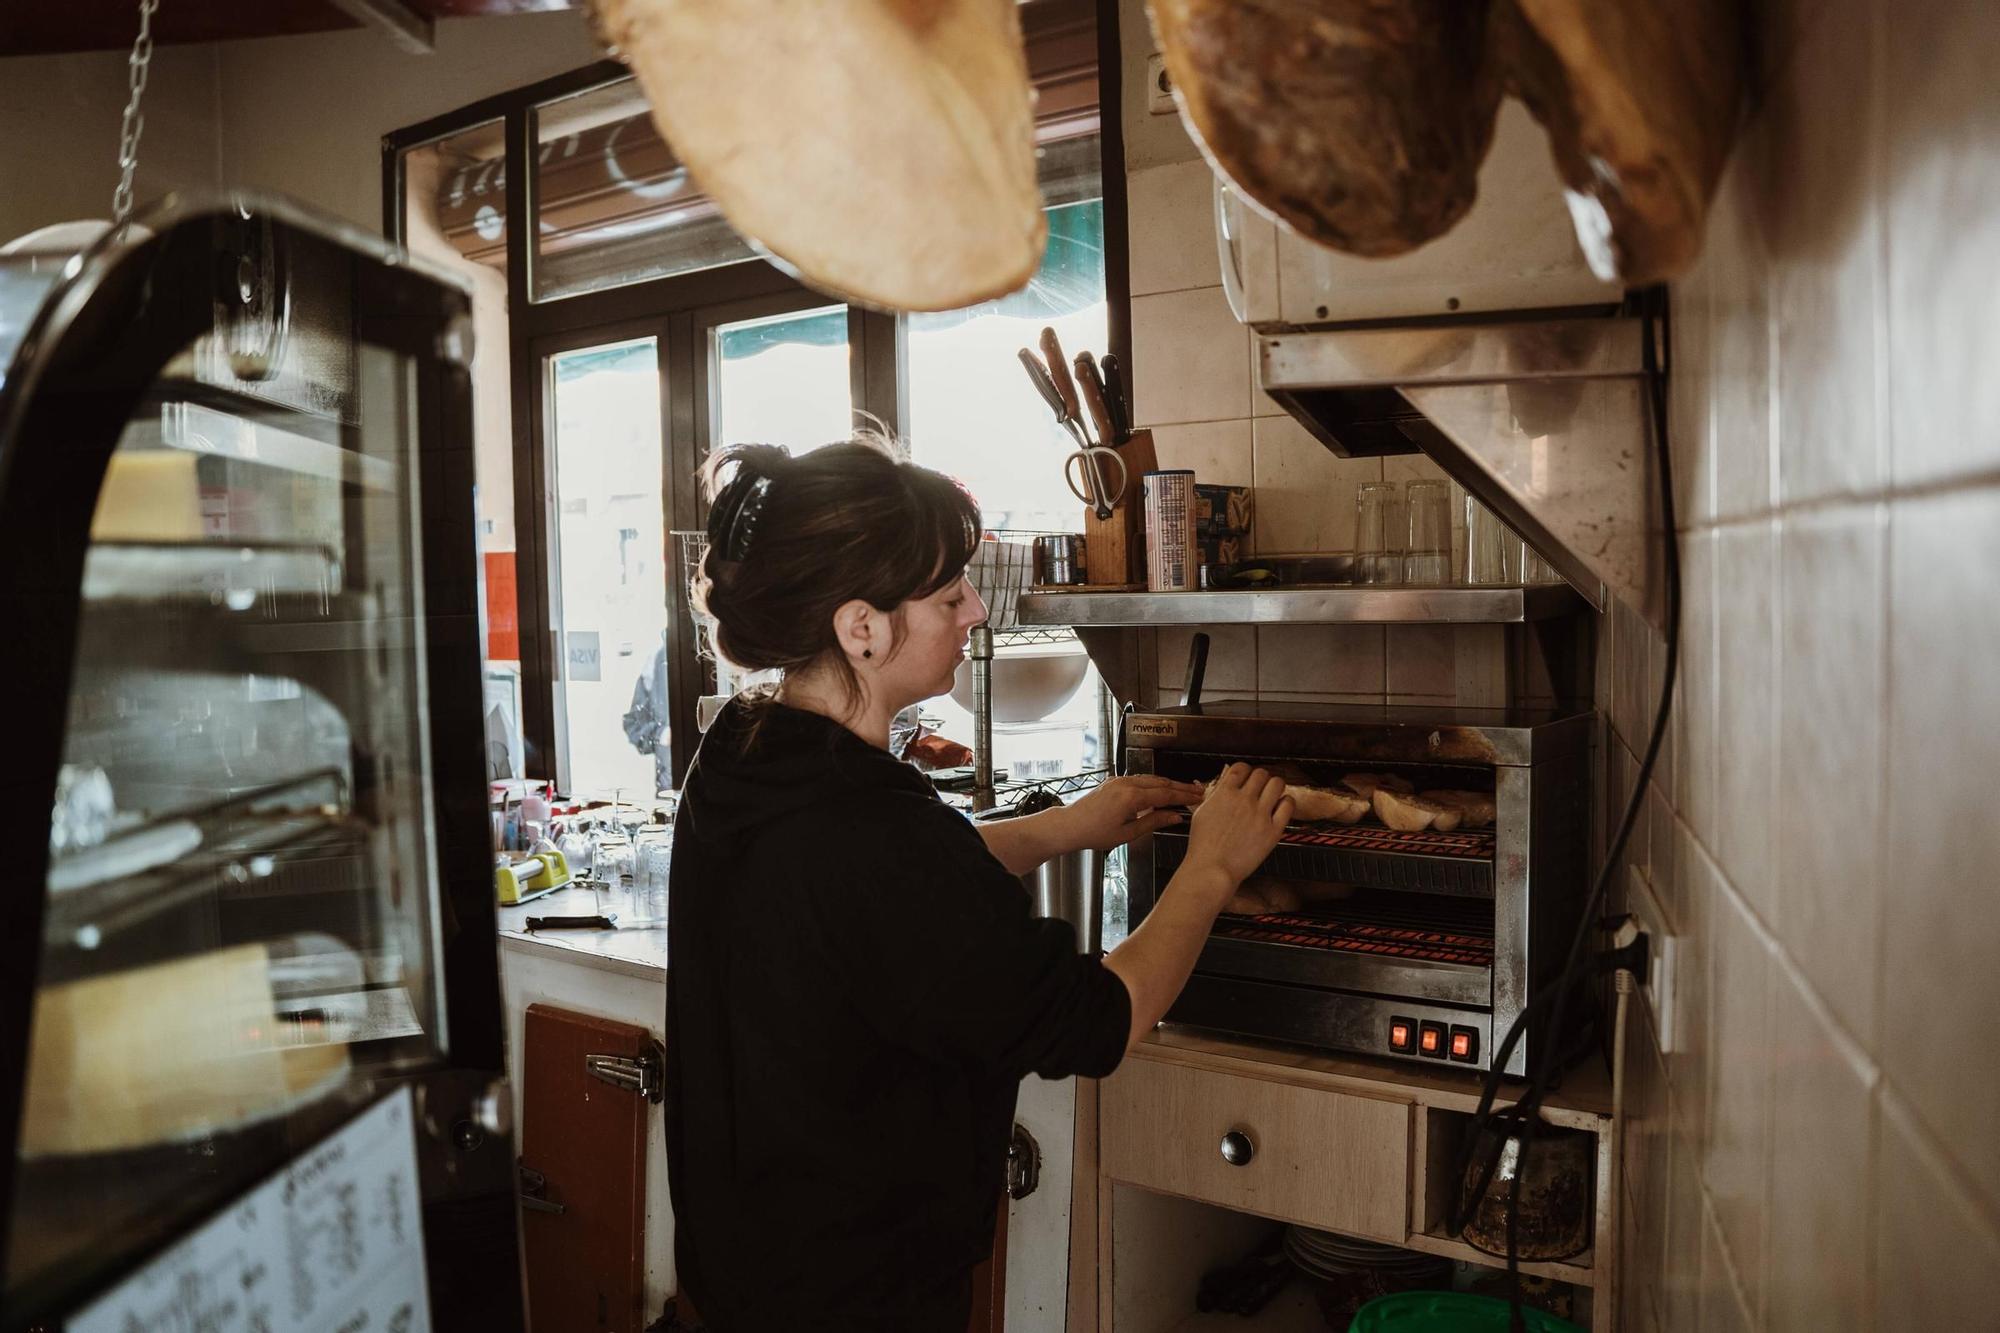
664,698 -> 1131,1332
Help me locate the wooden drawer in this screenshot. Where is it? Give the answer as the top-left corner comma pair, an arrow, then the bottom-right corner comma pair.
1100,1054 -> 1412,1241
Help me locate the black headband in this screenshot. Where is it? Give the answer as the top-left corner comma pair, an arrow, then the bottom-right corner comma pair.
711,470 -> 775,563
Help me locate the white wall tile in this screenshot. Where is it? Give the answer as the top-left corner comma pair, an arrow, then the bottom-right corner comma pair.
1128,158 -> 1223,297
1707,140 -> 1776,521
1154,625 -> 1256,698
1255,626 -> 1384,696
1775,505 -> 1886,1044
1765,960 -> 1876,1332
1384,625 -> 1456,699
1150,419 -> 1253,488
1699,1193 -> 1758,1333
1669,241 -> 1718,528
1712,520 -> 1777,920
1660,1113 -> 1707,1333
1768,1 -> 1887,504
1702,884 -> 1773,1317
1883,0 -> 2000,487
1669,831 -> 1719,1135
1249,414 -> 1380,554
1672,531 -> 1721,852
1882,486 -> 2000,1211
1875,1089 -> 2000,1331
1130,286 -> 1252,428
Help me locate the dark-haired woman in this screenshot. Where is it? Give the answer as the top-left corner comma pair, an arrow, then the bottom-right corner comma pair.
667,437 -> 1292,1332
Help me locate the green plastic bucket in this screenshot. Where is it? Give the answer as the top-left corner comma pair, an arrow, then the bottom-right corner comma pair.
1347,1291 -> 1587,1333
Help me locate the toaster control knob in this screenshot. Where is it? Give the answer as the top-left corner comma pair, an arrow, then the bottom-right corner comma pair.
1220,1129 -> 1255,1167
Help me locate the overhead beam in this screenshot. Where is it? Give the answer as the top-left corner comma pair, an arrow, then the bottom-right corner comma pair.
325,0 -> 435,53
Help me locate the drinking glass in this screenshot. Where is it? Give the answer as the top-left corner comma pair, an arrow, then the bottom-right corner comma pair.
1463,496 -> 1521,585
1354,481 -> 1403,585
1403,480 -> 1450,584
1521,542 -> 1564,585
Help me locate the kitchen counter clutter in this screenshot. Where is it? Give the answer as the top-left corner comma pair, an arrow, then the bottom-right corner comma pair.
497,885 -> 668,980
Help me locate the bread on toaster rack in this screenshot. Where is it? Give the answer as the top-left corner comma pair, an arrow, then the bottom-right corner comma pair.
1339,772 -> 1415,800
1421,789 -> 1497,829
1373,789 -> 1462,832
1288,785 -> 1371,825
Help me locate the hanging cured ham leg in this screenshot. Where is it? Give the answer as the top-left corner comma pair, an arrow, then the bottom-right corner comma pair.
589,0 -> 1046,311
1147,0 -> 1741,283
1495,0 -> 1743,285
1148,0 -> 1504,256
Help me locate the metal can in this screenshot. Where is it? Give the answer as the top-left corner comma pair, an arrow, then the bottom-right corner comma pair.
1143,469 -> 1196,592
1033,533 -> 1085,586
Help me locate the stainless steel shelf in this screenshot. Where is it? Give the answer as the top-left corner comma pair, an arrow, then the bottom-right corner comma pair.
1017,583 -> 1583,627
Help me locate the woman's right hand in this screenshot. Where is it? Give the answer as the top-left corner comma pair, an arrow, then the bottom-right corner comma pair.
1184,764 -> 1292,893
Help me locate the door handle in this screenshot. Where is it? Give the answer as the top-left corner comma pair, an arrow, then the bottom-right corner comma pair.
518,1162 -> 567,1215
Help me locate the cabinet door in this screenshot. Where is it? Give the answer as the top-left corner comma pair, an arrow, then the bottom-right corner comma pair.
521,1004 -> 652,1331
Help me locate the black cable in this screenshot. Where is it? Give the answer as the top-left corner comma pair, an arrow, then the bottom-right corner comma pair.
1448,290 -> 1682,1331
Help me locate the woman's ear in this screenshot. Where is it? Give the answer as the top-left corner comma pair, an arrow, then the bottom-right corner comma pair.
829,599 -> 880,664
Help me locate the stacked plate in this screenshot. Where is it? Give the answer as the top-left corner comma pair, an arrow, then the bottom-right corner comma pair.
1282,1225 -> 1454,1286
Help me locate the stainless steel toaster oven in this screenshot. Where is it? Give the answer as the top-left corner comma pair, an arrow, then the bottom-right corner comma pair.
1120,701 -> 1592,1076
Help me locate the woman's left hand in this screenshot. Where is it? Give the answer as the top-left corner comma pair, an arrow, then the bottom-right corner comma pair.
1061,776 -> 1208,853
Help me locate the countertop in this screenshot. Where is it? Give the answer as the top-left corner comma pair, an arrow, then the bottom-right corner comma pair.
495,884 -> 668,982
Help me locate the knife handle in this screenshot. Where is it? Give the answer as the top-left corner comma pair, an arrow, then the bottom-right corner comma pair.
1098,353 -> 1131,443
1074,352 -> 1118,455
1039,327 -> 1082,424
525,914 -> 615,931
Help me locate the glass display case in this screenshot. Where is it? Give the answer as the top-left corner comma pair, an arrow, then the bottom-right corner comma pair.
0,197 -> 520,1328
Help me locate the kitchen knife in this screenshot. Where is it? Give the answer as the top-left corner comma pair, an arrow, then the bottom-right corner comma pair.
524,913 -> 619,931
1098,353 -> 1131,443
1017,347 -> 1067,421
1073,351 -> 1119,454
1039,327 -> 1084,431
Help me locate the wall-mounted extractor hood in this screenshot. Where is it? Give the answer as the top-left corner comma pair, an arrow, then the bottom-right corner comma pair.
1213,99 -> 1667,633
1258,313 -> 1665,631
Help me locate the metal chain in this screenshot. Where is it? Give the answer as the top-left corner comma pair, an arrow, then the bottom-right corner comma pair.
112,0 -> 160,225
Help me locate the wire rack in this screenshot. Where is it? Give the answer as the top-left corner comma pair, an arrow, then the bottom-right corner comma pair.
971,530 -> 1077,645
672,530 -> 720,660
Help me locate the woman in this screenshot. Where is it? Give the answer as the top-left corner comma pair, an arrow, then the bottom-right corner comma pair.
667,437 -> 1291,1332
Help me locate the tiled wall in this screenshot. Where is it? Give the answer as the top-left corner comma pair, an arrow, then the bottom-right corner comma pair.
1119,8 -> 1475,711
1605,4 -> 2000,1329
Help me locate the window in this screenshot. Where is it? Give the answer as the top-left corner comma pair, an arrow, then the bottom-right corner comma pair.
546,337 -> 669,798
386,0 -> 1121,789
713,306 -> 853,453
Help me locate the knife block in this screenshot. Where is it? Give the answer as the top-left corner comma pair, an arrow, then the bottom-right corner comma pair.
1083,428 -> 1156,587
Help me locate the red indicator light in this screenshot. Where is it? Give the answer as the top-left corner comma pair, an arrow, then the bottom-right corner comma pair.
1420,1027 -> 1440,1053
1451,1032 -> 1472,1058
1389,1021 -> 1413,1051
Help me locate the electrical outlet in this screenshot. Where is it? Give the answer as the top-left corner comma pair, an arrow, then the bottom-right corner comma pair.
1146,54 -> 1176,114
1623,865 -> 1680,1053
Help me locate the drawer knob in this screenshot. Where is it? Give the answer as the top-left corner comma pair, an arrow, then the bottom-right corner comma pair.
1219,1129 -> 1255,1167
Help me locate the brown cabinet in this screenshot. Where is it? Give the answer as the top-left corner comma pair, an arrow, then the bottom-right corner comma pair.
519,1004 -> 655,1332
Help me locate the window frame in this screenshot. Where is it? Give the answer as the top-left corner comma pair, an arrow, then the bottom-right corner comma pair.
384,0 -> 1128,790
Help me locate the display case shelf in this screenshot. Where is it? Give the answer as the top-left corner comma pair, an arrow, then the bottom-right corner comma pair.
129,382 -> 393,492
45,768 -> 354,957
1017,584 -> 1583,627
82,541 -> 344,605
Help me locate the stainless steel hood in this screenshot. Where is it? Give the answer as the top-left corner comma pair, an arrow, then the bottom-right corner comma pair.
1258,313 -> 1666,631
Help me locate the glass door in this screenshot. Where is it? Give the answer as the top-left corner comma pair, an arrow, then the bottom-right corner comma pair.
543,332 -> 672,799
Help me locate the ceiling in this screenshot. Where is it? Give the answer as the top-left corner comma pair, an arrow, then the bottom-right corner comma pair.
0,0 -> 578,58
